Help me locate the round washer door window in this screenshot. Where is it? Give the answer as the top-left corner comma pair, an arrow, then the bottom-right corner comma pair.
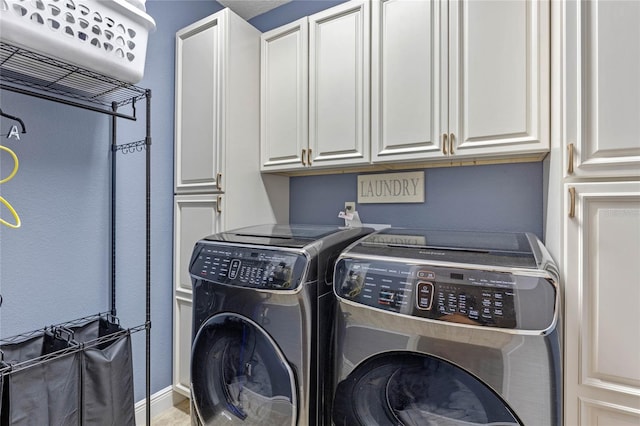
191,313 -> 297,426
333,352 -> 521,426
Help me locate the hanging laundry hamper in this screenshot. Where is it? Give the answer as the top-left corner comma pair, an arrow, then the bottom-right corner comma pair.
0,329 -> 81,426
70,315 -> 135,426
0,0 -> 156,83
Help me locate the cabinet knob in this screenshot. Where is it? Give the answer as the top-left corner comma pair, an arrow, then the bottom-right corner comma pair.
567,143 -> 575,175
302,149 -> 307,166
442,133 -> 448,155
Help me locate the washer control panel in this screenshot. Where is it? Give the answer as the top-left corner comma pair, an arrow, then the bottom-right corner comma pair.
190,243 -> 307,290
334,258 -> 557,331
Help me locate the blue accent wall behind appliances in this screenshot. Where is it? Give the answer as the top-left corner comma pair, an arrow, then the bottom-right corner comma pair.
289,164 -> 544,238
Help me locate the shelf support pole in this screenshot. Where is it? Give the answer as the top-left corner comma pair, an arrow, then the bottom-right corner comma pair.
145,89 -> 152,426
111,101 -> 118,318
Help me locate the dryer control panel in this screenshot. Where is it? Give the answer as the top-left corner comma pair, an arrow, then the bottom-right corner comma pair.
334,258 -> 557,331
190,243 -> 308,290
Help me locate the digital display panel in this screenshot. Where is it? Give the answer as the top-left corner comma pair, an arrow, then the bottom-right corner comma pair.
334,259 -> 523,329
190,244 -> 307,290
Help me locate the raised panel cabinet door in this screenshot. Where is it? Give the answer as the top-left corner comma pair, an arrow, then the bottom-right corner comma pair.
172,194 -> 222,396
564,0 -> 640,179
173,296 -> 193,397
260,18 -> 308,171
564,182 -> 640,425
371,0 -> 445,163
173,194 -> 222,294
175,16 -> 223,192
309,0 -> 370,168
449,0 -> 549,158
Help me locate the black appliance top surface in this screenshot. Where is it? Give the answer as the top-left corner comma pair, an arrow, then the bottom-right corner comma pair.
348,228 -> 539,269
202,224 -> 351,249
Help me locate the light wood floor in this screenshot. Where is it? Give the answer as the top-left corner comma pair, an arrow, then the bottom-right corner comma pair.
150,398 -> 191,425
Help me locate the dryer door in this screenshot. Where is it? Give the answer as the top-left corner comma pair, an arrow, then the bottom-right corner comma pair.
333,352 -> 521,426
191,313 -> 297,426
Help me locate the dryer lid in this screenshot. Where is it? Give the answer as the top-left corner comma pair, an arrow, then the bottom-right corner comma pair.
347,228 -> 539,269
202,224 -> 347,248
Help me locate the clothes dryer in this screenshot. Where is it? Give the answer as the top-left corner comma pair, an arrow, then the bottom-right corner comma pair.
332,228 -> 561,426
189,224 -> 373,426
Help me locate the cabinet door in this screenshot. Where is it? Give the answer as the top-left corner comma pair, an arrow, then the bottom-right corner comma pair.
449,0 -> 549,158
371,0 -> 445,163
564,182 -> 640,425
173,194 -> 222,396
173,296 -> 193,397
309,0 -> 370,168
260,18 -> 308,171
175,17 -> 223,193
564,0 -> 640,179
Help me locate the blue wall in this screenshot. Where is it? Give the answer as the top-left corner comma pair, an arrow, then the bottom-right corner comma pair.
289,164 -> 544,238
250,0 -> 347,31
0,0 -> 222,403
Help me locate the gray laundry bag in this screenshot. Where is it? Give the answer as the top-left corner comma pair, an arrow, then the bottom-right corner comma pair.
0,330 -> 81,426
71,316 -> 135,426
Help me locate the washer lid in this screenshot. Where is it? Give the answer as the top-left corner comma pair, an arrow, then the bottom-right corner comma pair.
348,228 -> 539,269
202,224 -> 346,248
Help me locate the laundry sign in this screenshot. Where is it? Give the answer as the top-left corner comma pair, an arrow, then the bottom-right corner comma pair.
357,171 -> 424,204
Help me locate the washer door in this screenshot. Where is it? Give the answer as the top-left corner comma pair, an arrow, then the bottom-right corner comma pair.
333,352 -> 521,426
191,313 -> 297,426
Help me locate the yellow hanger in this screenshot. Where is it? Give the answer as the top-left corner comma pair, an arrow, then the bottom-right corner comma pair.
0,145 -> 21,229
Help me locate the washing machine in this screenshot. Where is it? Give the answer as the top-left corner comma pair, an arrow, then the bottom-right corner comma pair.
189,224 -> 373,426
331,228 -> 561,426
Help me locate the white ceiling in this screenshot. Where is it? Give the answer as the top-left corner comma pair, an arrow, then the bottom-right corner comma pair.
217,0 -> 292,20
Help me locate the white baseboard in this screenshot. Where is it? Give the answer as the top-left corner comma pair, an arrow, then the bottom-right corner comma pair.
135,386 -> 187,425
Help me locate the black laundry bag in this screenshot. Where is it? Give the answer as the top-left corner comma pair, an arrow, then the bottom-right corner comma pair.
71,316 -> 135,426
0,330 -> 80,426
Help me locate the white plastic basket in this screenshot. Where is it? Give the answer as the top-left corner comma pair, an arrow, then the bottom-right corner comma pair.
0,0 -> 156,83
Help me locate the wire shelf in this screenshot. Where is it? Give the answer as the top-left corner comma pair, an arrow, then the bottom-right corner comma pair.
0,42 -> 147,108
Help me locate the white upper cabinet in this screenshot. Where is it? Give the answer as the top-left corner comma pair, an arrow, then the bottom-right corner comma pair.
564,0 -> 640,179
373,0 -> 549,163
261,18 -> 309,170
261,0 -> 370,172
308,0 -> 370,168
175,16 -> 222,192
371,0 -> 444,162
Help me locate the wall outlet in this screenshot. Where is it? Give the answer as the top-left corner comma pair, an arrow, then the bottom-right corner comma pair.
344,201 -> 356,212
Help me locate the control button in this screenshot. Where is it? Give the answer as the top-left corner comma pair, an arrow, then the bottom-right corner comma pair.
416,282 -> 434,310
229,259 -> 241,279
417,270 -> 436,280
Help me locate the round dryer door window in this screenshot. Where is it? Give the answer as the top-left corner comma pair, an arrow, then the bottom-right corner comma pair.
333,352 -> 521,426
191,313 -> 297,426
